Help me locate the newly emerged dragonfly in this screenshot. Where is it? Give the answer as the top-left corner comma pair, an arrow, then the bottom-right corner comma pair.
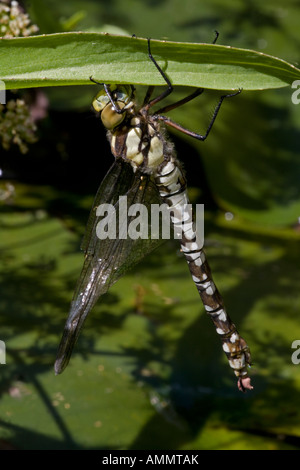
55,37 -> 253,392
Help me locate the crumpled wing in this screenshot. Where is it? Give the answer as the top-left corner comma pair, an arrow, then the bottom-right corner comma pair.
55,158 -> 164,374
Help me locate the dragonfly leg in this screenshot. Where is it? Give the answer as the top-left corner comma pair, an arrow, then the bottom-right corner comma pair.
143,34 -> 220,111
146,29 -> 219,110
142,85 -> 156,107
143,38 -> 174,110
155,89 -> 242,141
90,77 -> 133,114
143,29 -> 230,120
154,88 -> 205,115
89,76 -> 103,86
101,83 -> 130,114
212,30 -> 219,44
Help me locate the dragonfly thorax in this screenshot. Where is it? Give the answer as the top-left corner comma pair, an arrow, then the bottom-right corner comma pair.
110,115 -> 166,174
93,84 -> 167,173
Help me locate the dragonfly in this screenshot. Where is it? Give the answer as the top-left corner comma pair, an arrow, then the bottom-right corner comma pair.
55,37 -> 253,392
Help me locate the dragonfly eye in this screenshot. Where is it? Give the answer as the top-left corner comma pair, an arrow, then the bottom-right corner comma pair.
101,102 -> 126,130
92,85 -> 135,129
112,85 -> 134,104
92,85 -> 134,113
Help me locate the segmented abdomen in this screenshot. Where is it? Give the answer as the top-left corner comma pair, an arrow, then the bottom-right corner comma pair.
155,155 -> 251,378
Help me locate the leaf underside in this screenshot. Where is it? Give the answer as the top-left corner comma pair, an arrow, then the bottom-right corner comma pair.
0,32 -> 299,91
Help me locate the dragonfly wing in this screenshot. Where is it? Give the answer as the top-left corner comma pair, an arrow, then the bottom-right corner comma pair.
55,159 -> 164,374
81,159 -> 136,254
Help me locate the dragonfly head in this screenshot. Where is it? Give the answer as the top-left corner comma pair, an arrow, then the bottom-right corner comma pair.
92,85 -> 135,130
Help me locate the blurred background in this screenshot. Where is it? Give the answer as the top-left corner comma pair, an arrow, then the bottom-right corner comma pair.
0,0 -> 300,450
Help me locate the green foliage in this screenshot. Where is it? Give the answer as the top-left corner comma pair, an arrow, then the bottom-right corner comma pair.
0,32 -> 299,91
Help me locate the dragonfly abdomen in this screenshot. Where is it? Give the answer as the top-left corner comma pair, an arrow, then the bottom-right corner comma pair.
155,154 -> 251,380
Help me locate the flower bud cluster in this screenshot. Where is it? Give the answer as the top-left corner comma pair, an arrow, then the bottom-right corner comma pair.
0,0 -> 38,38
0,98 -> 37,153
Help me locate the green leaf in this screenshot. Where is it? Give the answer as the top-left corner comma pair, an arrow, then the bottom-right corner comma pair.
0,32 -> 299,91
